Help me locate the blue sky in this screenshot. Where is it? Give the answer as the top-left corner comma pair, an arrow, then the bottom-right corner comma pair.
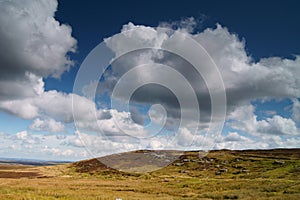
0,0 -> 299,161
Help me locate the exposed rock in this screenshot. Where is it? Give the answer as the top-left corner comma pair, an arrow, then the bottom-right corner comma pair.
241,169 -> 250,173
220,168 -> 228,173
215,171 -> 222,175
175,163 -> 184,166
273,160 -> 285,165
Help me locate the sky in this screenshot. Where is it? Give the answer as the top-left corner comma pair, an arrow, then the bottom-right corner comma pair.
0,0 -> 300,161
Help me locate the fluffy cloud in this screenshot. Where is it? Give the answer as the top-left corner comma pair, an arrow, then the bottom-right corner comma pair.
10,130 -> 41,146
0,90 -> 98,123
228,105 -> 299,136
0,130 -> 89,160
0,0 -> 76,101
101,21 -> 300,134
0,72 -> 44,101
104,22 -> 300,109
223,132 -> 250,142
292,98 -> 300,123
258,115 -> 298,136
30,118 -> 65,132
0,0 -> 79,138
75,109 -> 149,142
42,147 -> 76,157
16,131 -> 28,140
64,137 -> 85,148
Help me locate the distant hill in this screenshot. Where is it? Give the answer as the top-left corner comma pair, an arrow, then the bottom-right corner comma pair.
0,157 -> 71,166
71,148 -> 300,177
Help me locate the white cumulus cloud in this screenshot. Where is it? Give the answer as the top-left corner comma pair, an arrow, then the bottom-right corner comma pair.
30,118 -> 65,132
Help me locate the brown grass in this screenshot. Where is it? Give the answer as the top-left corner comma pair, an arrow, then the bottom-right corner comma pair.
0,149 -> 299,199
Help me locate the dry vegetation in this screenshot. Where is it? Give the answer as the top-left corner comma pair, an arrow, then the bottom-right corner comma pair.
0,149 -> 300,199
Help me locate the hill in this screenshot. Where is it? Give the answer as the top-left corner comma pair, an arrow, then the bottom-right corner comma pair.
72,148 -> 300,178
0,148 -> 299,199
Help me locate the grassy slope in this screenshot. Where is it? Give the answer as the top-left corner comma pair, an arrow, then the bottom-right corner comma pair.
0,149 -> 299,199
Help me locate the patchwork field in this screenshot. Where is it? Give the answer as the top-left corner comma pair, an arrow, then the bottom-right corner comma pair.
0,149 -> 299,199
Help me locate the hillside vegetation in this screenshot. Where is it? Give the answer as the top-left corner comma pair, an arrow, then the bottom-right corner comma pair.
0,149 -> 299,199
